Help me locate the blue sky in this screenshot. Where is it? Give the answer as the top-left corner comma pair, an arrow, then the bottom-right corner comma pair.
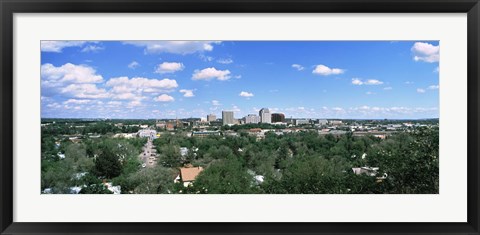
41,41 -> 439,119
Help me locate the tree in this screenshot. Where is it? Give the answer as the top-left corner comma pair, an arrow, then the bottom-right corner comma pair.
366,127 -> 439,193
94,146 -> 123,179
188,157 -> 257,194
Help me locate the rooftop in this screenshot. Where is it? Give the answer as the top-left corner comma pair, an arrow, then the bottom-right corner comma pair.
180,166 -> 204,182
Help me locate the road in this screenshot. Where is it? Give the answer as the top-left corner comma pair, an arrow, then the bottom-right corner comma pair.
139,137 -> 158,168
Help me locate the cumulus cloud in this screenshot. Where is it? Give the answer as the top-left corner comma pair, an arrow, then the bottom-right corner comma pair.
128,61 -> 140,69
41,41 -> 87,52
154,94 -> 175,102
179,89 -> 195,97
63,99 -> 93,105
428,85 -> 439,90
417,88 -> 426,93
352,78 -> 363,85
123,41 -> 221,54
81,44 -> 104,53
41,63 -> 103,86
217,58 -> 233,64
383,87 -> 393,90
292,64 -> 304,71
411,42 -> 439,63
211,100 -> 221,106
60,84 -> 109,99
192,67 -> 231,81
155,62 -> 185,74
239,91 -> 254,97
351,78 -> 383,85
106,77 -> 178,94
312,64 -> 344,76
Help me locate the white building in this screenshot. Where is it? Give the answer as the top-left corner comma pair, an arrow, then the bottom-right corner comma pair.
317,119 -> 328,125
259,108 -> 271,124
245,114 -> 260,124
295,119 -> 310,125
222,111 -> 235,125
138,129 -> 157,139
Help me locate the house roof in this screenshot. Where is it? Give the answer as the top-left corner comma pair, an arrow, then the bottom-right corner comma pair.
180,167 -> 204,182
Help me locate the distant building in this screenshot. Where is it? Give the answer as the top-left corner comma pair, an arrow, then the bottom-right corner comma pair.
166,123 -> 175,131
156,120 -> 166,129
271,113 -> 285,123
192,131 -> 221,138
222,111 -> 235,125
317,119 -> 328,126
138,129 -> 157,139
207,114 -> 217,122
259,108 -> 271,123
245,114 -> 260,124
329,120 -> 343,125
295,119 -> 310,125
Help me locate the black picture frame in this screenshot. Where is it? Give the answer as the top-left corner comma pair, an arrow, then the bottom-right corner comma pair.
1,0 -> 479,234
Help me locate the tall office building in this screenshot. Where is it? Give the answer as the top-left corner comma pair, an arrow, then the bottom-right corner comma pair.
245,114 -> 260,124
259,108 -> 271,124
271,113 -> 285,123
207,114 -> 216,122
222,111 -> 235,125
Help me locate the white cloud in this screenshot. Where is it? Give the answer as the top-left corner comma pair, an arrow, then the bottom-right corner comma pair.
41,63 -> 104,86
60,84 -> 109,99
199,54 -> 214,62
383,87 -> 393,90
179,89 -> 195,97
411,42 -> 439,63
352,78 -> 363,85
63,99 -> 92,105
211,100 -> 221,106
351,78 -> 383,85
417,88 -> 426,93
312,64 -> 345,76
41,41 -> 87,52
231,105 -> 241,112
366,91 -> 375,95
365,79 -> 383,85
192,67 -> 231,81
124,41 -> 221,54
128,61 -> 140,69
292,64 -> 304,71
81,44 -> 104,53
217,58 -> 233,64
154,94 -> 175,102
428,85 -> 439,90
46,102 -> 62,109
239,91 -> 254,97
434,66 -> 439,73
155,62 -> 185,74
106,77 -> 178,93
107,101 -> 122,106
127,100 -> 143,107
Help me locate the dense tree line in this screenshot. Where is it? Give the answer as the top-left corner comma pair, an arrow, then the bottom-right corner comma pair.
153,127 -> 438,194
41,121 -> 438,194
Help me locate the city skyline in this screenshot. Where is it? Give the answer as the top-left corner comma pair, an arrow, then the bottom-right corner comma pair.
41,41 -> 439,119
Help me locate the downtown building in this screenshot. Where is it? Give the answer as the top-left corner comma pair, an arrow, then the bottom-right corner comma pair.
222,111 -> 235,125
207,114 -> 216,122
271,113 -> 285,123
244,114 -> 260,124
259,108 -> 271,123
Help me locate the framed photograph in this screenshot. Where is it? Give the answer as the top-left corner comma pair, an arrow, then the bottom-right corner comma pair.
1,0 -> 479,234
